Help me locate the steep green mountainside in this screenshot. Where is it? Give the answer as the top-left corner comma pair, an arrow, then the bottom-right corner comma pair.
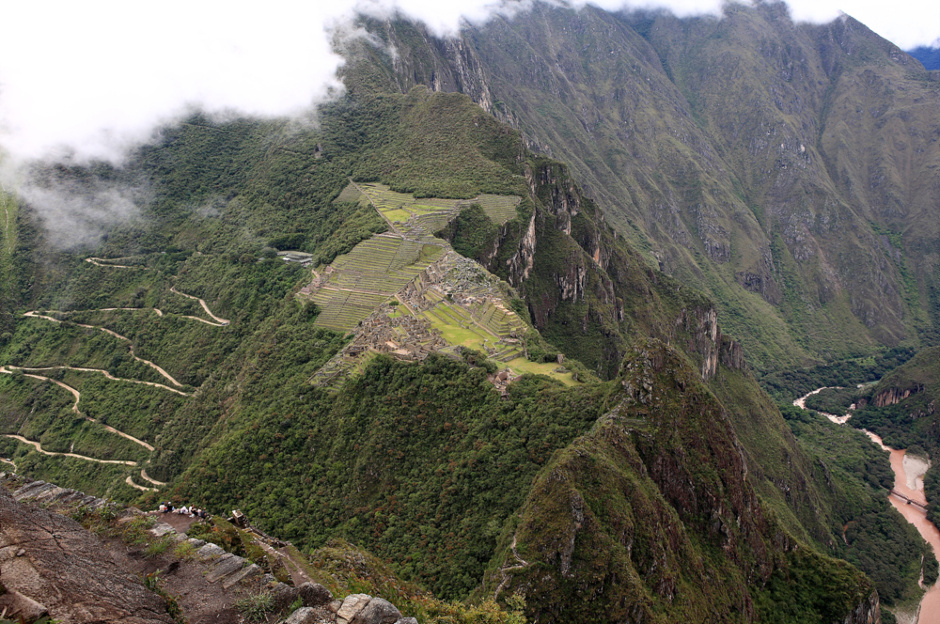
348,1 -> 940,373
798,345 -> 940,465
0,73 -> 923,621
483,339 -> 885,623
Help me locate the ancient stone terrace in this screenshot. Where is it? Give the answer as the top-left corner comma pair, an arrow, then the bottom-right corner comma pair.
311,305 -> 448,388
307,182 -> 573,387
300,234 -> 446,332
311,251 -> 531,388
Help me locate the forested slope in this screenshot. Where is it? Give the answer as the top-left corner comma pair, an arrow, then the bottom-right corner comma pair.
0,42 -> 926,622
348,1 -> 940,373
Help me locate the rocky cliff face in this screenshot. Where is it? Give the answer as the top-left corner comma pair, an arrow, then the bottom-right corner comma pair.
351,1 -> 940,371
0,484 -> 175,624
843,591 -> 881,624
869,385 -> 924,408
485,339 -> 877,623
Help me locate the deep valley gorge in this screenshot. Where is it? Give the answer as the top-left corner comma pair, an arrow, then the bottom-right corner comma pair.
1,2 -> 940,623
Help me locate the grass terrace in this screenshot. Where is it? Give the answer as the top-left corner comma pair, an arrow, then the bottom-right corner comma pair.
506,356 -> 578,385
333,184 -> 365,204
353,182 -> 521,237
475,194 -> 521,225
308,235 -> 447,332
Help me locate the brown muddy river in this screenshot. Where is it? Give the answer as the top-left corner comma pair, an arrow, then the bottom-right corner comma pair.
795,389 -> 940,623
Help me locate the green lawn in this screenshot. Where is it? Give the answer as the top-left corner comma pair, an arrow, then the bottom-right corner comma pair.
382,209 -> 413,223
506,357 -> 577,385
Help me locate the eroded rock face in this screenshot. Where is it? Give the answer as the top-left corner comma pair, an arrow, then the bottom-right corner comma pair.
0,487 -> 174,624
872,385 -> 923,407
844,590 -> 881,624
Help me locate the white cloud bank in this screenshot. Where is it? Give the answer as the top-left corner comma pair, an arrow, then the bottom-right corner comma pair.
0,0 -> 936,166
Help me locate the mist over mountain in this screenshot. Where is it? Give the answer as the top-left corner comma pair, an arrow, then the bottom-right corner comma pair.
1,2 -> 939,623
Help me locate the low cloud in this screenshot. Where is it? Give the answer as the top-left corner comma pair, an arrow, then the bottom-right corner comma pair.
2,0 -> 931,164
0,1 -> 934,247
13,171 -> 147,250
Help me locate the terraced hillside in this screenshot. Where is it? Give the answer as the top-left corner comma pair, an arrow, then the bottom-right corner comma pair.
302,183 -> 572,387
303,233 -> 446,331
351,181 -> 520,241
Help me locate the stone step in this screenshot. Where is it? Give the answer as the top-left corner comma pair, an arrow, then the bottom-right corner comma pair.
34,486 -> 68,503
196,542 -> 227,560
206,553 -> 248,583
222,563 -> 262,589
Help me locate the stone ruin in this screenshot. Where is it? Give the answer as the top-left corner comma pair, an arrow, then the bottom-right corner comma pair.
311,251 -> 530,389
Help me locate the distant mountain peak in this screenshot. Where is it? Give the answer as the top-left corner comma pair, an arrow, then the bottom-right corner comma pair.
907,38 -> 940,69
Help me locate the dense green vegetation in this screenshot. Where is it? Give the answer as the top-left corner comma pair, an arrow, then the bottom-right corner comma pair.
803,387 -> 857,416
441,203 -> 500,259
780,403 -> 931,606
0,191 -> 18,343
760,347 -> 916,403
751,548 -> 874,624
177,354 -> 612,599
1,34 -> 933,621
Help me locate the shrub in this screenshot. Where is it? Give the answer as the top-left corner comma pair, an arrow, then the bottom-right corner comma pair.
234,592 -> 274,622
173,540 -> 198,560
145,535 -> 174,558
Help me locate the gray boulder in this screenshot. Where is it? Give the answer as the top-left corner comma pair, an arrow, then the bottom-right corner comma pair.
298,581 -> 333,607
271,583 -> 301,612
336,594 -> 371,624
196,542 -> 226,559
205,554 -> 245,583
350,597 -> 402,624
284,607 -> 320,624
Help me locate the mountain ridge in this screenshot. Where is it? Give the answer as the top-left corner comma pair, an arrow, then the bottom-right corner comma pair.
348,1 -> 940,373
1,4 -> 937,621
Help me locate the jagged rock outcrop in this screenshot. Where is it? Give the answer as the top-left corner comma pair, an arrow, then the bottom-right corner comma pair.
486,338 -> 875,623
844,590 -> 881,624
505,210 -> 536,286
0,482 -> 175,624
677,306 -> 746,379
353,1 -> 940,373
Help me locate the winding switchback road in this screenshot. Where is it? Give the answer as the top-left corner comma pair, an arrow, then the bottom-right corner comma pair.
2,434 -> 138,466
23,311 -> 187,388
0,366 -> 156,452
85,257 -> 148,269
126,475 -> 158,492
170,287 -> 230,325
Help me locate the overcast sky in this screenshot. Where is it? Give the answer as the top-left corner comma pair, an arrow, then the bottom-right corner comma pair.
0,0 -> 937,165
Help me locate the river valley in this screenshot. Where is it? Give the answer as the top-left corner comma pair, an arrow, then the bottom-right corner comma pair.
795,389 -> 940,623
